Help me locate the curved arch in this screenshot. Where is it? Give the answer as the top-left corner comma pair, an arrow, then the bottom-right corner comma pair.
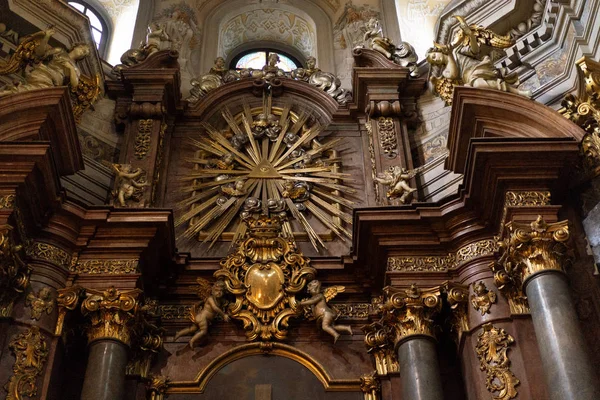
198,0 -> 335,74
446,86 -> 585,173
67,0 -> 112,57
226,41 -> 307,69
166,342 -> 361,393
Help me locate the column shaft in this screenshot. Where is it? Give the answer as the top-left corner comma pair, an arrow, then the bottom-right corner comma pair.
525,273 -> 600,400
80,340 -> 129,400
397,338 -> 444,400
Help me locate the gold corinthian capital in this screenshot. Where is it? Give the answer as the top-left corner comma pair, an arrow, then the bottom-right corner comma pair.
380,284 -> 442,346
81,286 -> 142,345
492,216 -> 570,298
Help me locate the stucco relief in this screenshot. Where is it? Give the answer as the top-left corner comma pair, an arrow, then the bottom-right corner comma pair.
219,9 -> 316,58
333,2 -> 380,50
97,0 -> 138,20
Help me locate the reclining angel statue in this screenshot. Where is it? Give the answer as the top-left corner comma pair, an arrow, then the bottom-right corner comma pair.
426,16 -> 531,105
0,27 -> 90,96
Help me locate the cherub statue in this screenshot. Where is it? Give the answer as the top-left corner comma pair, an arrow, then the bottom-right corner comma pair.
426,15 -> 531,105
363,18 -> 419,77
470,281 -> 497,315
26,287 -> 54,320
110,164 -> 149,207
281,181 -> 310,202
374,165 -> 421,203
174,279 -> 230,348
299,280 -> 352,343
290,56 -> 319,81
261,53 -> 285,81
221,179 -> 247,197
0,28 -> 91,96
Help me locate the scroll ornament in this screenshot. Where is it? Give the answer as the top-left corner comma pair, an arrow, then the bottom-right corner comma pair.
5,327 -> 48,400
426,16 -> 530,105
476,323 -> 520,400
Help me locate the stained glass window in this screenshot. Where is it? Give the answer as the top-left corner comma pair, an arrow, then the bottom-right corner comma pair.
68,1 -> 107,55
233,50 -> 301,71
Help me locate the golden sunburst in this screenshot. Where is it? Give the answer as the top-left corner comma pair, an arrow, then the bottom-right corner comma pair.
175,91 -> 355,251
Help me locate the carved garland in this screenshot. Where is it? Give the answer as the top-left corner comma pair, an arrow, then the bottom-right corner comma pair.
135,119 -> 153,159
377,117 -> 398,159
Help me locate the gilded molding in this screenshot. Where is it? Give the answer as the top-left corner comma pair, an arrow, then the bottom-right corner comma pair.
492,216 -> 570,310
70,259 -> 140,274
476,323 -> 520,400
0,194 -> 15,209
55,286 -> 85,336
5,327 -> 48,400
471,281 -> 497,315
362,320 -> 399,375
26,242 -> 71,270
81,286 -> 142,345
148,375 -> 169,400
26,288 -> 54,320
456,239 -> 497,264
135,119 -> 153,159
561,57 -> 600,177
381,284 -> 443,344
334,303 -> 372,319
444,282 -> 470,345
360,372 -> 381,400
377,117 -> 398,159
157,304 -> 192,320
0,225 -> 31,317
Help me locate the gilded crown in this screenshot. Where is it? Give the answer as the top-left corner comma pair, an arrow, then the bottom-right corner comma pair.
245,215 -> 283,237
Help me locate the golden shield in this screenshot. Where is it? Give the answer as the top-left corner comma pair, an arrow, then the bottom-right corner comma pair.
245,262 -> 285,310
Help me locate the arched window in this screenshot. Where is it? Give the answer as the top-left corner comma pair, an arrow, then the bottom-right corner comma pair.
231,50 -> 302,72
68,1 -> 109,56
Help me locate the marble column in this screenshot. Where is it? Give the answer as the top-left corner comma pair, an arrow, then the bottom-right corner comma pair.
494,216 -> 600,400
382,284 -> 444,400
79,287 -> 142,400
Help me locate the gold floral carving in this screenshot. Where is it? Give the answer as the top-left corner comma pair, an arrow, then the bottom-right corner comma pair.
55,286 -> 84,336
157,304 -> 192,320
70,259 -> 139,274
561,57 -> 600,176
148,375 -> 169,400
360,372 -> 381,400
215,215 -> 316,341
135,119 -> 153,159
388,240 -> 499,272
366,119 -> 381,203
499,191 -> 551,236
0,225 -> 31,317
81,286 -> 142,345
5,327 -> 48,400
471,281 -> 497,315
362,320 -> 399,375
387,255 -> 454,272
492,216 -> 569,315
334,303 -> 372,319
70,73 -> 102,123
444,282 -> 470,345
126,303 -> 164,378
0,194 -> 15,209
377,117 -> 398,158
456,239 -> 497,264
381,284 -> 442,344
25,288 -> 54,320
26,242 -> 71,270
476,323 -> 520,400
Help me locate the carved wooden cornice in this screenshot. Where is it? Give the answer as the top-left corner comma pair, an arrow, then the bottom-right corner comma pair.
351,88 -> 579,285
